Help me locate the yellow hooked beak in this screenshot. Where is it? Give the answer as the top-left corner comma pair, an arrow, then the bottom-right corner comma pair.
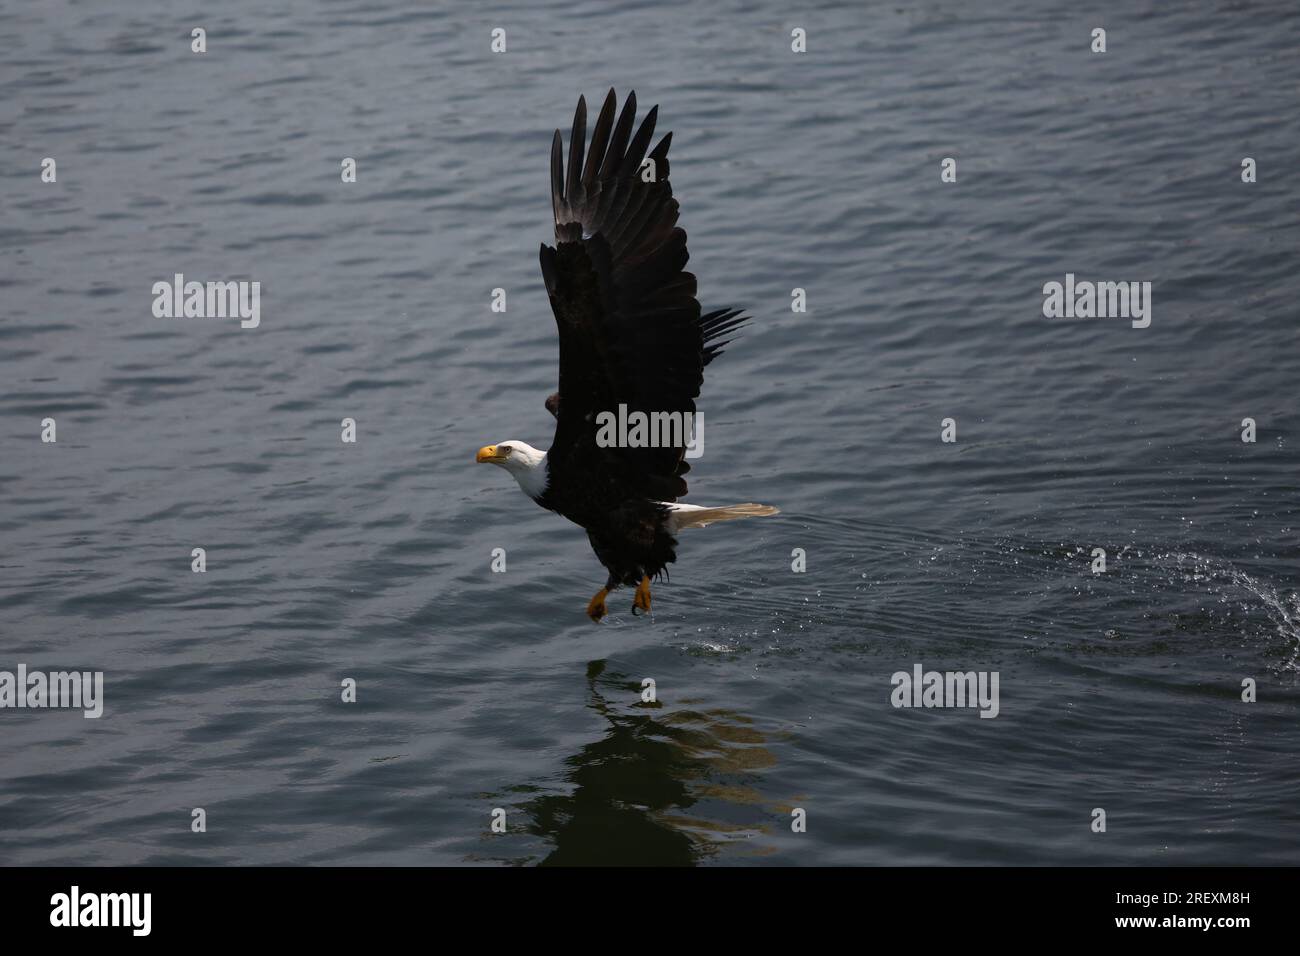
476,444 -> 509,464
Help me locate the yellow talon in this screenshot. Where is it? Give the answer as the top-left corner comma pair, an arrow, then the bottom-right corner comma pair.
632,576 -> 652,615
586,587 -> 610,622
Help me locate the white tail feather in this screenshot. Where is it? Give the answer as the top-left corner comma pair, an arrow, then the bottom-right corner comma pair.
666,502 -> 780,532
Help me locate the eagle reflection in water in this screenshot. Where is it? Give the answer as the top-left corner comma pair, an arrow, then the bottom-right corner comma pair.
480,660 -> 779,866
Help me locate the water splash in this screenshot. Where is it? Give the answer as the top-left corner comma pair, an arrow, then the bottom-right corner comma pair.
1163,551 -> 1300,671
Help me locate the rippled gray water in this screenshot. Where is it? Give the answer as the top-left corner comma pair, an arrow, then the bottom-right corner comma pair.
2,0 -> 1298,865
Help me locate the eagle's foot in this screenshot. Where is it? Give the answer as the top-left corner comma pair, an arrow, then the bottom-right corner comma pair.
631,576 -> 652,616
586,587 -> 610,622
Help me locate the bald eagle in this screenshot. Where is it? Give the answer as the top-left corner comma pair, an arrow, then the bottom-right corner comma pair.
476,90 -> 778,621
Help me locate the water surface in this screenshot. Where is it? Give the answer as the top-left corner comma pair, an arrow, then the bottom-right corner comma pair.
1,0 -> 1298,865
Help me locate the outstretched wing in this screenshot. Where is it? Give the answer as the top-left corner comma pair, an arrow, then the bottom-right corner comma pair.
538,89 -> 747,502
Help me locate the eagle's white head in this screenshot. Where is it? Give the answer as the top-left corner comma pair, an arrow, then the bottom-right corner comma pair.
476,440 -> 549,499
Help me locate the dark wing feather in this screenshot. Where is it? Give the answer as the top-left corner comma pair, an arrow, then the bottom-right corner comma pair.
539,89 -> 748,502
